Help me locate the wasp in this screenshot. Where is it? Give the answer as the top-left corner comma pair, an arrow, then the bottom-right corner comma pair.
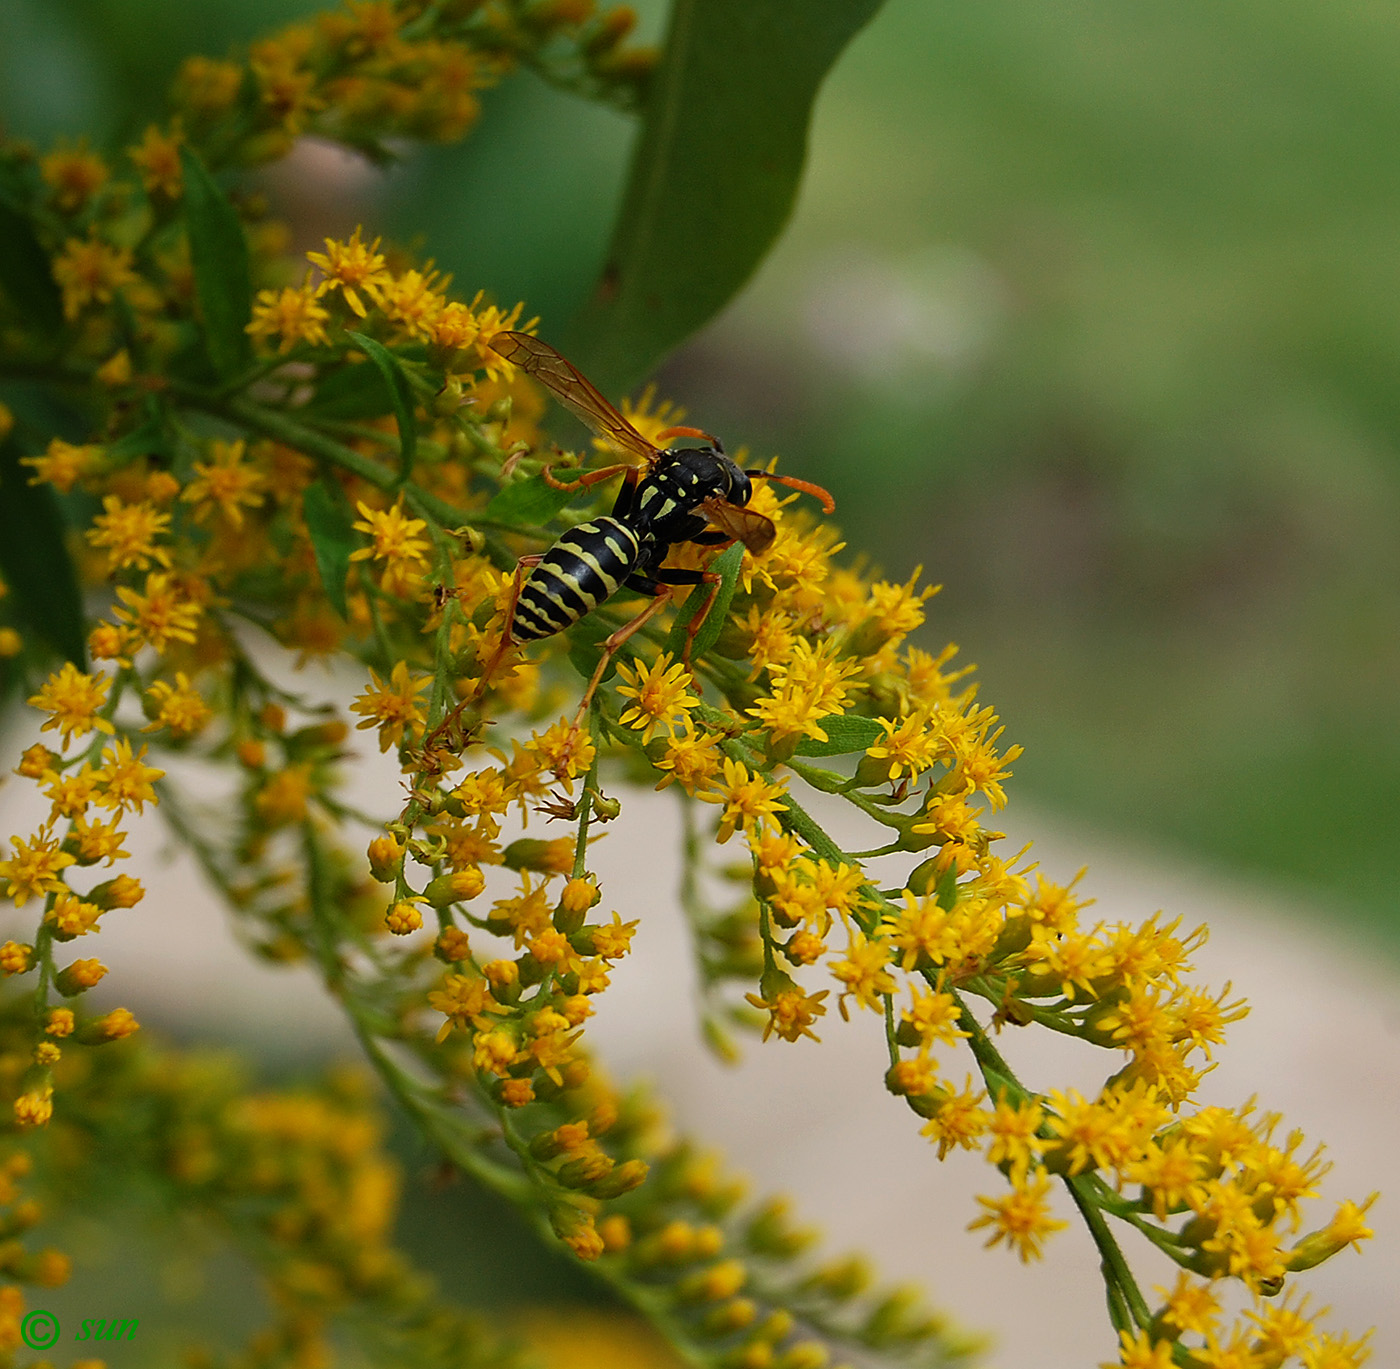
475,332 -> 834,722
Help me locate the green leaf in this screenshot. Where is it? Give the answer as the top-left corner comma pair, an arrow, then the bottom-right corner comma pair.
567,0 -> 886,392
179,146 -> 253,381
0,200 -> 63,331
0,442 -> 86,666
346,331 -> 418,481
486,474 -> 577,528
302,479 -> 355,619
934,865 -> 961,912
307,360 -> 395,420
793,713 -> 885,757
665,540 -> 744,661
106,399 -> 171,467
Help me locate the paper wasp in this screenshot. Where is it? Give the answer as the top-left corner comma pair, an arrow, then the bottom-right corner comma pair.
475,332 -> 834,722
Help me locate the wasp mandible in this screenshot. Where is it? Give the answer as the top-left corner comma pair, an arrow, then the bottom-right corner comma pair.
482,332 -> 835,720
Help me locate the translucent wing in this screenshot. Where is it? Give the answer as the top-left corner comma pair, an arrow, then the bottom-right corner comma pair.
698,497 -> 777,556
490,332 -> 659,468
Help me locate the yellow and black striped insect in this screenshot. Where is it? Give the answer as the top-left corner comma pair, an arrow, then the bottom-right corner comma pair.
488,332 -> 834,674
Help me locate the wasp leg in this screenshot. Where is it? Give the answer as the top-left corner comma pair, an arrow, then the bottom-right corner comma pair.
541,461 -> 634,493
625,566 -> 722,667
571,588 -> 676,732
609,466 -> 643,521
689,530 -> 732,547
421,556 -> 542,760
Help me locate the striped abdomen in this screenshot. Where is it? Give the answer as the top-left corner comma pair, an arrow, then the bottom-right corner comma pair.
511,517 -> 642,644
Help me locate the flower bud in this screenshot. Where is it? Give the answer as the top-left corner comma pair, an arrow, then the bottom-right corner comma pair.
554,877 -> 599,933
504,837 -> 574,874
435,926 -> 472,963
678,1257 -> 748,1304
597,1214 -> 631,1253
16,745 -> 54,779
87,875 -> 143,909
385,900 -> 423,935
588,1157 -> 649,1199
557,1151 -> 614,1189
424,866 -> 486,907
55,959 -> 107,997
703,1298 -> 758,1336
495,1077 -> 535,1108
367,835 -> 403,881
78,1008 -> 140,1044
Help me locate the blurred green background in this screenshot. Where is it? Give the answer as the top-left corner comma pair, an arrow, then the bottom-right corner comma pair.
4,0 -> 1398,948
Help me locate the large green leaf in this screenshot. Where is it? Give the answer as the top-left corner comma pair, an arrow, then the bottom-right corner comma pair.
567,0 -> 886,393
307,359 -> 395,420
0,442 -> 86,667
180,147 -> 252,381
486,473 -> 578,528
302,479 -> 355,619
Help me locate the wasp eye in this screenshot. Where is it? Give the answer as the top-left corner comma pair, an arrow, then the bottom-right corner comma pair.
729,470 -> 753,506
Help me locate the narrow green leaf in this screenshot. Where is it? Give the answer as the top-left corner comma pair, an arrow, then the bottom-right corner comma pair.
302,479 -> 355,619
179,146 -> 252,380
0,200 -> 63,331
0,442 -> 86,666
793,713 -> 885,757
486,474 -> 577,528
346,330 -> 418,481
665,541 -> 744,661
568,0 -> 887,392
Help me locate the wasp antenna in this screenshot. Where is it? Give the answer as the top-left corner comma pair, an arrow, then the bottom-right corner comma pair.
656,424 -> 721,448
746,471 -> 836,515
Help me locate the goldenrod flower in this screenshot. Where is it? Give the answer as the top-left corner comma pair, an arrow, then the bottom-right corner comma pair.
308,227 -> 391,317
919,1076 -> 989,1159
142,674 -> 212,738
745,986 -> 828,1043
830,930 -> 896,1016
28,664 -> 115,746
247,283 -> 333,352
87,495 -> 172,573
350,499 -> 431,569
654,720 -> 723,792
51,234 -> 137,318
350,661 -> 428,751
746,637 -> 861,745
40,140 -> 108,213
968,1167 -> 1067,1262
127,122 -> 183,197
616,652 -> 697,741
112,572 -> 202,651
0,827 -> 74,907
183,438 -> 266,528
702,759 -> 787,844
21,438 -> 101,494
1100,1329 -> 1176,1368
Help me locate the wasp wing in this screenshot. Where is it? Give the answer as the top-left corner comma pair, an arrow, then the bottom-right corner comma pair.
697,497 -> 777,556
490,332 -> 659,468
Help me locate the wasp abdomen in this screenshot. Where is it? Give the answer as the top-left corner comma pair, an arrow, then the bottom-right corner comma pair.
511,517 -> 643,643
